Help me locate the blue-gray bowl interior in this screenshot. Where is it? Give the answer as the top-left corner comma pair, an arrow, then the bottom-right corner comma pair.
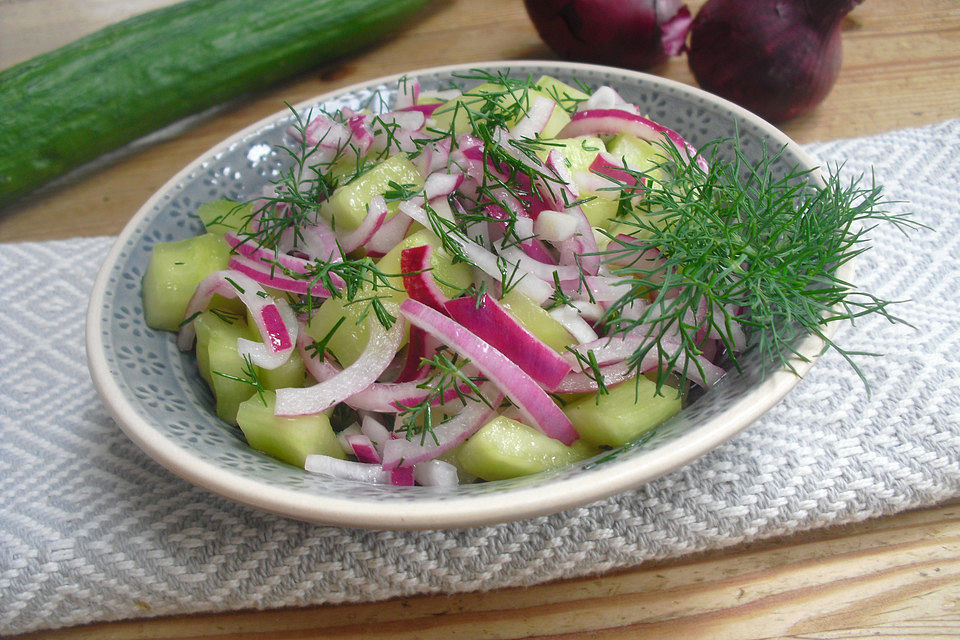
93,62 -> 817,523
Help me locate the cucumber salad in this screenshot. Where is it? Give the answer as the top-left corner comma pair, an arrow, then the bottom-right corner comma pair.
142,72 -> 896,486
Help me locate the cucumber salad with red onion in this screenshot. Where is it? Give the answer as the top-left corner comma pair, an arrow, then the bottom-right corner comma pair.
142,71 -> 907,487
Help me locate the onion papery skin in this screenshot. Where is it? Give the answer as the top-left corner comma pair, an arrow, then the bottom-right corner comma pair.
687,0 -> 862,122
523,0 -> 692,70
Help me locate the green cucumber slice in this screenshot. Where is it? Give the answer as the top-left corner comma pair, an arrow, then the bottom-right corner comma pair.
236,390 -> 343,468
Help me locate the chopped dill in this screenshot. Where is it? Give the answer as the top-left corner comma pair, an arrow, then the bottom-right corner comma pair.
598,136 -> 920,392
394,352 -> 491,445
212,354 -> 266,406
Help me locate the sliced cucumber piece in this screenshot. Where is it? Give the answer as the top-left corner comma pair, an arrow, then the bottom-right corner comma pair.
534,75 -> 590,113
499,289 -> 576,353
207,331 -> 258,426
565,376 -> 682,447
194,310 -> 253,386
236,390 -> 343,468
604,134 -> 674,237
322,153 -> 424,231
260,349 -> 307,390
141,232 -> 233,331
197,199 -> 253,237
302,296 -> 373,369
458,416 -> 599,481
304,227 -> 472,367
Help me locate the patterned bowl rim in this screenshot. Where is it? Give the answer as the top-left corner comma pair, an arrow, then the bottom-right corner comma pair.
86,60 -> 842,529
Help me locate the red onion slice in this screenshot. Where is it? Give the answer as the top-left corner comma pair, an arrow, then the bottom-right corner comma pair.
569,332 -> 726,387
413,137 -> 452,176
343,377 -> 476,413
534,209 -> 579,242
274,314 -> 403,416
390,466 -> 415,486
393,325 -> 432,383
339,195 -> 389,253
424,171 -> 464,200
558,109 -> 709,173
400,244 -> 451,313
578,86 -> 640,114
298,220 -> 344,264
400,299 -> 579,445
176,271 -> 295,367
402,103 -> 442,118
413,460 -> 460,486
336,422 -> 363,456
381,387 -> 503,469
304,455 -> 393,484
547,306 -> 599,344
496,245 -> 582,283
555,275 -> 634,305
589,151 -> 645,189
227,255 -> 332,298
510,95 -> 556,139
398,201 -> 554,304
542,149 -> 601,275
444,293 -> 571,389
345,114 -> 375,157
224,231 -> 345,290
369,110 -> 427,155
394,76 -> 421,109
550,360 -> 636,394
361,414 -> 392,457
365,210 -> 414,256
236,298 -> 298,370
344,433 -> 381,464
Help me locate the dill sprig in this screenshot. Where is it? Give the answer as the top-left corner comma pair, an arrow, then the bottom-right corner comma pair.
394,352 -> 491,445
212,354 -> 267,406
307,255 -> 403,329
224,104 -> 412,331
566,347 -> 610,398
599,137 -> 919,391
305,316 -> 345,360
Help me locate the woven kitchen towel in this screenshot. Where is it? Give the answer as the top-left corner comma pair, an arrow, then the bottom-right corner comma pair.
2,119 -> 959,634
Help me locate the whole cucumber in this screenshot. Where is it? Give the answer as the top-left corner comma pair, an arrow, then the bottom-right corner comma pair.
0,0 -> 431,207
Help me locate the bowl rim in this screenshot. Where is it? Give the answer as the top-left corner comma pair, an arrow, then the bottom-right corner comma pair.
86,59 -> 840,529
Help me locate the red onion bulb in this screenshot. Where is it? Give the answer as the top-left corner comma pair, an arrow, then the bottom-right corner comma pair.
523,0 -> 693,70
687,0 -> 863,122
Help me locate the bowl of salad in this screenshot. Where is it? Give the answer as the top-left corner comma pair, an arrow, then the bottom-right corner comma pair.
87,60 -> 863,529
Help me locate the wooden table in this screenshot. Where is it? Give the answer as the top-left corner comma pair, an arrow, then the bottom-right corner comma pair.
3,0 -> 959,637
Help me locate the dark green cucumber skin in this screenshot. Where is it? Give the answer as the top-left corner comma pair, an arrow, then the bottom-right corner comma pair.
0,0 -> 431,207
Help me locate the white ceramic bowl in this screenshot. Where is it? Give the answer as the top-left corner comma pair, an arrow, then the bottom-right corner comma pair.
86,61 -> 838,529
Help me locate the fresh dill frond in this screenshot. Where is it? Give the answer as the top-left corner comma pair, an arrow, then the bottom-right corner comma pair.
305,316 -> 345,360
304,255 -> 404,330
599,136 -> 920,392
566,347 -> 609,399
394,352 -> 491,445
212,354 -> 267,405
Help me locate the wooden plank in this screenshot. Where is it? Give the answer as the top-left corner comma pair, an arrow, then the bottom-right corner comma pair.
10,501 -> 960,639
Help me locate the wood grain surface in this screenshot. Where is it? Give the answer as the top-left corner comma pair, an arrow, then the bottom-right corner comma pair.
3,0 -> 960,637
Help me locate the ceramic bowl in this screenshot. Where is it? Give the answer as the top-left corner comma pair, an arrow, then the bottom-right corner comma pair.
86,61 -> 837,529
